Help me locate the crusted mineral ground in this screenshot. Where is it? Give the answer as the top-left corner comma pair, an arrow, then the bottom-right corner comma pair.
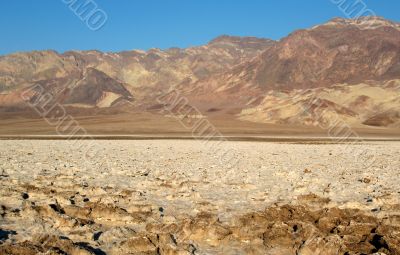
0,140 -> 399,254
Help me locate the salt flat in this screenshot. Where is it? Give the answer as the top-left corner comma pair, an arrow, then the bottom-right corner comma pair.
1,140 -> 399,254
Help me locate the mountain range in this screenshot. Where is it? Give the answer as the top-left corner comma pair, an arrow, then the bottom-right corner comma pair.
1,16 -> 399,130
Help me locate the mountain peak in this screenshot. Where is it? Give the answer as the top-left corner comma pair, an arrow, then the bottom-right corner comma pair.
317,16 -> 400,31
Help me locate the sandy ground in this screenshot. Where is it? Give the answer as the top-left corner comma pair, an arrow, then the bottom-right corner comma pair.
0,140 -> 400,254
1,112 -> 400,139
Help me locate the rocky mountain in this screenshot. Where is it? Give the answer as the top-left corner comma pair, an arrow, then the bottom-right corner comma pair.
0,16 -> 399,128
0,36 -> 274,110
176,16 -> 400,127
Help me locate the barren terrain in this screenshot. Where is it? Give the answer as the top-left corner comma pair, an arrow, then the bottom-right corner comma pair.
1,140 -> 399,254
1,111 -> 400,140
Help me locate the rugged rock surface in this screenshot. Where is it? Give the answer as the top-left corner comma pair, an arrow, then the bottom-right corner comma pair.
0,140 -> 400,254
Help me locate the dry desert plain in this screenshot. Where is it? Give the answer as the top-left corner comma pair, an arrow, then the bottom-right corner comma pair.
2,15 -> 400,255
0,138 -> 400,254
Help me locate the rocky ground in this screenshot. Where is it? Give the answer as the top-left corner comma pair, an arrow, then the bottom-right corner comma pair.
0,140 -> 399,254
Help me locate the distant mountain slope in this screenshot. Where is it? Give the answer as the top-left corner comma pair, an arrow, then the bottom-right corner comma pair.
0,17 -> 399,128
185,17 -> 400,94
174,17 -> 400,127
0,36 -> 274,108
238,80 -> 400,128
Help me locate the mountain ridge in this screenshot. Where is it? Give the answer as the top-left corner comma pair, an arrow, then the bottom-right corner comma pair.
1,17 -> 400,129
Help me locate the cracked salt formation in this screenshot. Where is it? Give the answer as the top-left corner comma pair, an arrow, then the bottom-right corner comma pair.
0,140 -> 399,254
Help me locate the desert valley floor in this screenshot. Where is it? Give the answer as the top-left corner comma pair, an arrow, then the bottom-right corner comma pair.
0,139 -> 400,254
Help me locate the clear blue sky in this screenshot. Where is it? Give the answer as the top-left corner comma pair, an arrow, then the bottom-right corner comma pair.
0,0 -> 399,55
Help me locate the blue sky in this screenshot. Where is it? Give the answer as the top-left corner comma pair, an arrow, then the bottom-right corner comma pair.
0,0 -> 399,55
